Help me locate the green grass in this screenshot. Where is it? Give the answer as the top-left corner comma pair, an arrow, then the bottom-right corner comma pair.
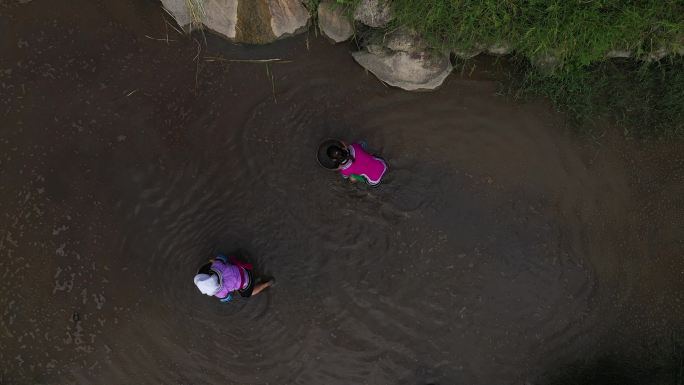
391,0 -> 684,138
507,56 -> 684,139
391,0 -> 683,69
307,0 -> 684,138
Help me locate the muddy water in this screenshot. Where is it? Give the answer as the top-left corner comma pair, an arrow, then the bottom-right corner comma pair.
1,1 -> 683,384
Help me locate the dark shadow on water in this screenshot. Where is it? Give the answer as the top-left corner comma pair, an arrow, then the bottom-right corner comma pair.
538,335 -> 684,385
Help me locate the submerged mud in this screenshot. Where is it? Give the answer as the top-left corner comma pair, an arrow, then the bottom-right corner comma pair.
1,1 -> 683,384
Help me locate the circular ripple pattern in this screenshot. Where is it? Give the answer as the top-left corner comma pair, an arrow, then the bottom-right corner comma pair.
105,69 -> 609,384
2,4 -> 683,384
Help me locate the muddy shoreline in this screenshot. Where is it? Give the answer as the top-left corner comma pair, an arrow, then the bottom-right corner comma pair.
1,1 -> 683,384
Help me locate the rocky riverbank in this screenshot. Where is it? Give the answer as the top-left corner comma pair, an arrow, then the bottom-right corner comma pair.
160,0 -> 683,92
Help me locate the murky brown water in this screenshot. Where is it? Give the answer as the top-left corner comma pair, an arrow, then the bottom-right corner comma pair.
1,1 -> 683,384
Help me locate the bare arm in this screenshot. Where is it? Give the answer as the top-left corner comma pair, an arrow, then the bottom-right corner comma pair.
251,281 -> 273,296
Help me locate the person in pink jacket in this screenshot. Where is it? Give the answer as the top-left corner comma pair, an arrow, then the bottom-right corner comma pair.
318,139 -> 388,186
193,254 -> 273,302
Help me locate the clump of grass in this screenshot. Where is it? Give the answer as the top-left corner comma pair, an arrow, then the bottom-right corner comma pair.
389,0 -> 684,138
185,0 -> 207,31
508,56 -> 684,139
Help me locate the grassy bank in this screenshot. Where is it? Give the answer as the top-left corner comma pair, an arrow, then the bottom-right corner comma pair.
507,56 -> 684,138
316,0 -> 684,138
392,0 -> 684,139
391,0 -> 682,67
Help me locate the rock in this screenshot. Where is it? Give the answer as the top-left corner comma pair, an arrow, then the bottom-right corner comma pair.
352,31 -> 452,91
161,0 -> 239,37
235,0 -> 277,43
160,0 -> 193,28
353,0 -> 393,28
606,49 -> 632,58
267,0 -> 310,39
384,27 -> 427,52
487,43 -> 512,56
317,0 -> 354,43
532,54 -> 561,74
353,49 -> 452,91
676,44 -> 684,55
452,48 -> 481,60
160,0 -> 308,44
203,0 -> 239,39
646,47 -> 668,62
677,35 -> 684,55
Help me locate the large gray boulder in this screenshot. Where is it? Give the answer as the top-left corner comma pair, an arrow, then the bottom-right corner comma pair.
204,0 -> 239,39
161,0 -> 238,38
267,0 -> 310,39
159,0 -> 308,44
352,29 -> 452,91
160,0 -> 194,28
353,0 -> 393,28
317,0 -> 354,43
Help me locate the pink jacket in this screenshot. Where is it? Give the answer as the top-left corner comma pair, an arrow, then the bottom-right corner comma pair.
339,143 -> 387,185
209,259 -> 248,299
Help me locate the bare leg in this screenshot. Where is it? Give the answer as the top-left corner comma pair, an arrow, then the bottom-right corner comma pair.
251,280 -> 273,297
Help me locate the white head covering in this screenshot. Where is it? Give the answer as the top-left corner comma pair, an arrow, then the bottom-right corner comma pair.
194,273 -> 220,295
